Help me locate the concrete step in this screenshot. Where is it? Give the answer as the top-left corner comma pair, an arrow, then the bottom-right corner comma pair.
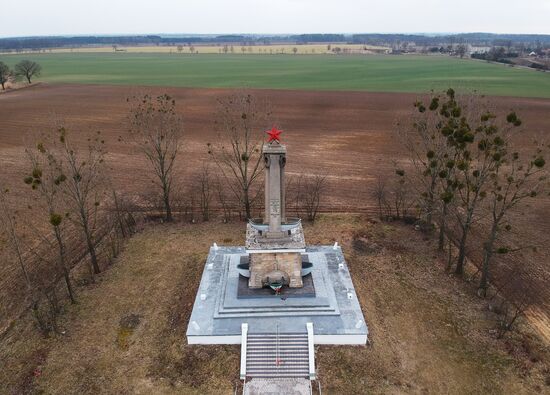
248,342 -> 307,344
248,346 -> 307,349
243,378 -> 312,395
246,358 -> 309,366
245,331 -> 310,379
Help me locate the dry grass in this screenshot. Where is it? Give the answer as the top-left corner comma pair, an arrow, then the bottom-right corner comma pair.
2,85 -> 549,342
1,215 -> 548,394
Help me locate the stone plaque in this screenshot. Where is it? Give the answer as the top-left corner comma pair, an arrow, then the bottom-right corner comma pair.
270,199 -> 280,215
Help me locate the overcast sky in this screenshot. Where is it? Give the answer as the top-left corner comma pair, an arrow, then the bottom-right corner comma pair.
1,0 -> 549,38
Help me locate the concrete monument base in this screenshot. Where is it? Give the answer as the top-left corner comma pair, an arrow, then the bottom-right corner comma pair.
186,245 -> 368,345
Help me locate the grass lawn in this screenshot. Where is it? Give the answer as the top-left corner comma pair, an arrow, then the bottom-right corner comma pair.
1,216 -> 547,394
2,53 -> 550,98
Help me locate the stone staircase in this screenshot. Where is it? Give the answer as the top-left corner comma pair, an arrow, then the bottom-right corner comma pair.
246,332 -> 310,378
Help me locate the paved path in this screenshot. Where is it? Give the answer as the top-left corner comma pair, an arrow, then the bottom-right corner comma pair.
243,378 -> 311,395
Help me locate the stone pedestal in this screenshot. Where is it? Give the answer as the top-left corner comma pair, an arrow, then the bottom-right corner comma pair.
248,252 -> 303,289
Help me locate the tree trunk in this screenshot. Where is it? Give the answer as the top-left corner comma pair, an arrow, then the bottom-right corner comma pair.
81,208 -> 100,275
426,203 -> 433,227
86,230 -> 100,274
446,237 -> 453,271
163,185 -> 172,222
202,205 -> 209,222
26,75 -> 31,84
455,211 -> 474,275
1,82 -> 4,90
438,202 -> 448,251
479,223 -> 498,296
63,268 -> 76,303
112,190 -> 127,238
54,226 -> 76,303
9,227 -> 32,290
455,227 -> 469,274
244,189 -> 251,220
426,179 -> 436,227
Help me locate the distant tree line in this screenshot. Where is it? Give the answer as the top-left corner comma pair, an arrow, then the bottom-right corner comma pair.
1,33 -> 549,51
471,47 -> 519,63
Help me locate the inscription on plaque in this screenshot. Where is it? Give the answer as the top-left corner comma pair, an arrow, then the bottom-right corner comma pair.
270,199 -> 280,215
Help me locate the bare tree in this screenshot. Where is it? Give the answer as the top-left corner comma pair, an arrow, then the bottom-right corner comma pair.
398,91 -> 460,246
296,173 -> 327,222
197,163 -> 213,221
15,60 -> 41,83
409,90 -> 512,275
111,189 -> 136,238
128,94 -> 183,222
390,170 -> 412,219
478,131 -> 548,295
0,187 -> 31,290
284,174 -> 300,218
0,61 -> 12,90
456,44 -> 467,58
493,263 -> 533,338
371,175 -> 390,219
451,100 -> 523,275
208,92 -> 272,219
56,126 -> 107,275
24,142 -> 76,303
214,175 -> 232,223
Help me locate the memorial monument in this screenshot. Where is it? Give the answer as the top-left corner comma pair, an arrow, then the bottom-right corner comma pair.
187,127 -> 367,385
246,127 -> 306,290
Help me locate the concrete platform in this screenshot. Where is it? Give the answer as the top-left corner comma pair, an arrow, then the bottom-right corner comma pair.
186,245 -> 368,345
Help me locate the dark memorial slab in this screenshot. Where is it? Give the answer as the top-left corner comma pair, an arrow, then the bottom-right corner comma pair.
237,273 -> 315,299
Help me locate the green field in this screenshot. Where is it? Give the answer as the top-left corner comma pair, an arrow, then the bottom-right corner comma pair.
3,53 -> 550,98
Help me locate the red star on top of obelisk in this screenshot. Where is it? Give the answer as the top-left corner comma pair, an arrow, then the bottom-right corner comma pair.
266,126 -> 283,142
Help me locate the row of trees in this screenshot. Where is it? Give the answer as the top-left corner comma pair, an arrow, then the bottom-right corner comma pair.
1,91 -> 327,335
137,92 -> 326,223
0,124 -> 136,333
389,89 -> 548,333
0,59 -> 41,89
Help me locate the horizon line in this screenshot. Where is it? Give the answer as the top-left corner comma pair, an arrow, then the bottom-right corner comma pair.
2,32 -> 550,40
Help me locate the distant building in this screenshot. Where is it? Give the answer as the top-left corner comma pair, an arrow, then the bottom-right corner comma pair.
529,51 -> 537,57
468,45 -> 491,55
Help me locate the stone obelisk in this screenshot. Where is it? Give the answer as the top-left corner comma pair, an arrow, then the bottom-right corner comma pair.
246,127 -> 305,289
263,139 -> 286,237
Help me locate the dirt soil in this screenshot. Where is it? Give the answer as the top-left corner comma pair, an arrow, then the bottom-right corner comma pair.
0,83 -> 549,345
1,84 -> 549,207
1,216 -> 548,394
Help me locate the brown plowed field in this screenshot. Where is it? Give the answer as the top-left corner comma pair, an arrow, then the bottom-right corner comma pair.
1,84 -> 549,340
